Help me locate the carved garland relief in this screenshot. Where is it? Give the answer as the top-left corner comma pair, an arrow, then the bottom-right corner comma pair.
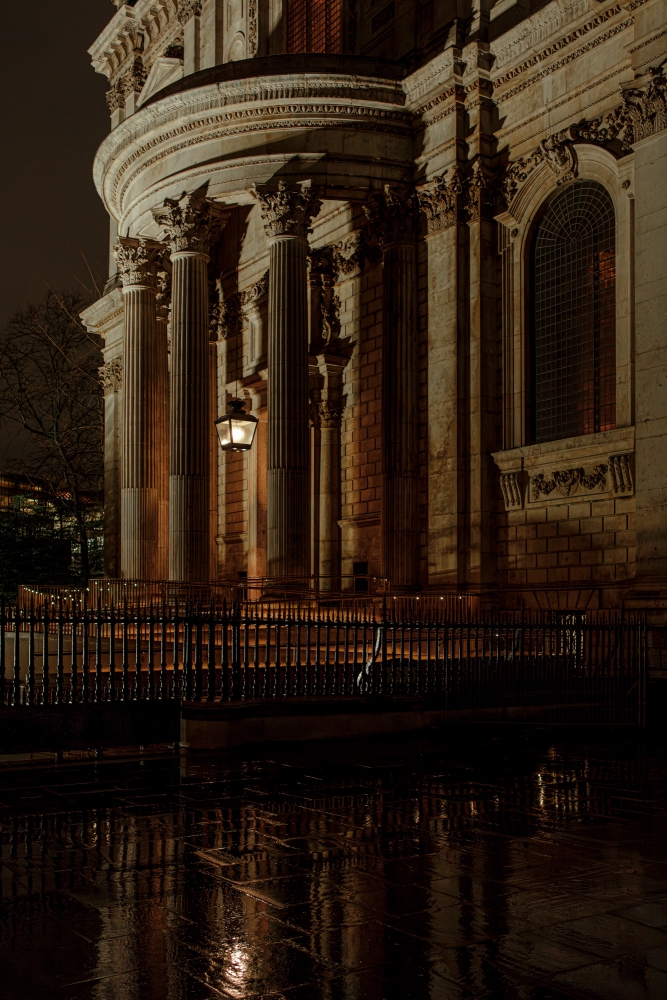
499,456 -> 634,510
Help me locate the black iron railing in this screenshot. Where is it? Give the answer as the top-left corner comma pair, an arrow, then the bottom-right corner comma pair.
0,603 -> 646,725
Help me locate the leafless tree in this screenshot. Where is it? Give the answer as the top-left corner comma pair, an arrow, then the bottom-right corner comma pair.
0,290 -> 103,582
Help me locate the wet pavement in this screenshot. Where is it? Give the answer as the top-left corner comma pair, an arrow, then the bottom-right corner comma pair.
1,727 -> 667,999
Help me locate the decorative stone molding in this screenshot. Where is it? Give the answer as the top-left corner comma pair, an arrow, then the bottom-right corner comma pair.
492,0 -> 590,70
99,358 -> 123,396
417,168 -> 464,233
364,184 -> 419,247
152,191 -> 229,256
503,129 -> 577,205
330,232 -> 381,279
609,454 -> 633,495
500,472 -> 524,511
113,237 -> 163,288
177,0 -> 201,25
253,181 -> 321,241
531,465 -> 608,502
318,400 -> 344,429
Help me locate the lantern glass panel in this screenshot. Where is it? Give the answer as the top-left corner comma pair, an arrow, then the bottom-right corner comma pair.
230,416 -> 256,448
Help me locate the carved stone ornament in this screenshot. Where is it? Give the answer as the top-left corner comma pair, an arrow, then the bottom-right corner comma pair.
253,181 -> 321,240
502,66 -> 667,207
364,184 -> 419,247
248,0 -> 258,56
418,168 -> 464,233
531,465 -> 608,502
113,237 -> 163,288
573,64 -> 667,150
464,160 -> 499,223
152,191 -> 229,256
121,59 -> 147,98
321,291 -> 341,344
609,454 -> 633,495
241,271 -> 269,306
106,84 -> 123,113
330,232 -> 381,280
177,0 -> 202,25
500,472 -> 523,511
210,278 -> 240,341
99,357 -> 123,396
156,268 -> 172,322
318,400 -> 344,428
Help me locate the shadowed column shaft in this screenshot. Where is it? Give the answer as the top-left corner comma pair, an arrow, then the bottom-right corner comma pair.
169,251 -> 210,581
120,284 -> 167,579
382,242 -> 419,589
319,422 -> 340,591
267,236 -> 310,581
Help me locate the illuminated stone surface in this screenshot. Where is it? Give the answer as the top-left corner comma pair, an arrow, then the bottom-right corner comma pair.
1,727 -> 667,997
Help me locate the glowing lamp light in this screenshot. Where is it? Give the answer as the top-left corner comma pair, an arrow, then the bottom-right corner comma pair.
215,398 -> 258,452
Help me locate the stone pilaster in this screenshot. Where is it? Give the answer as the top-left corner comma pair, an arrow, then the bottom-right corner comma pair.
365,185 -> 420,590
418,169 -> 468,587
317,355 -> 347,592
253,181 -> 321,583
153,191 -> 229,582
465,159 -> 500,589
113,237 -> 167,580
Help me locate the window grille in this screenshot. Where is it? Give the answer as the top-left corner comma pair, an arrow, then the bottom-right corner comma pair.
285,0 -> 342,53
531,180 -> 616,444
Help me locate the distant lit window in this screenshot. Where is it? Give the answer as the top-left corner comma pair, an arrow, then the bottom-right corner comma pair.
531,180 -> 616,443
284,0 -> 342,53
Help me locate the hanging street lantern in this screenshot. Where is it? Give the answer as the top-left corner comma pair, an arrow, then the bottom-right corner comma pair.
215,398 -> 258,452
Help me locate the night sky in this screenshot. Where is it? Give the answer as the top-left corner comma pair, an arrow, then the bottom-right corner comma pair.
0,1 -> 113,324
0,0 -> 112,463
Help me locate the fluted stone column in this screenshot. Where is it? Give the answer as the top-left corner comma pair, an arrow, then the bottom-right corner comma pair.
113,237 -> 167,580
365,186 -> 420,590
153,192 -> 228,582
254,181 -> 321,583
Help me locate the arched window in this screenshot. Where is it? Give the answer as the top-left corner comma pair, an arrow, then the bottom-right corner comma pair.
531,180 -> 616,443
284,0 -> 342,54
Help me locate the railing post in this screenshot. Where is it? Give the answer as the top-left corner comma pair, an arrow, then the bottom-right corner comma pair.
13,604 -> 21,706
207,601 -> 216,702
231,602 -> 241,700
27,602 -> 35,707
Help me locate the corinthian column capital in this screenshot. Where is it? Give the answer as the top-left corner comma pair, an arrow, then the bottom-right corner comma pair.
152,191 -> 229,257
364,184 -> 419,248
318,400 -> 344,428
253,180 -> 321,241
177,0 -> 202,24
113,237 -> 164,288
417,167 -> 465,234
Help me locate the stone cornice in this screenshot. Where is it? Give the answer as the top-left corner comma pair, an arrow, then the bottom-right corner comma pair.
494,7 -> 631,103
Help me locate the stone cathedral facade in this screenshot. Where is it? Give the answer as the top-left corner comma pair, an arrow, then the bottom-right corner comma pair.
82,0 -> 667,609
